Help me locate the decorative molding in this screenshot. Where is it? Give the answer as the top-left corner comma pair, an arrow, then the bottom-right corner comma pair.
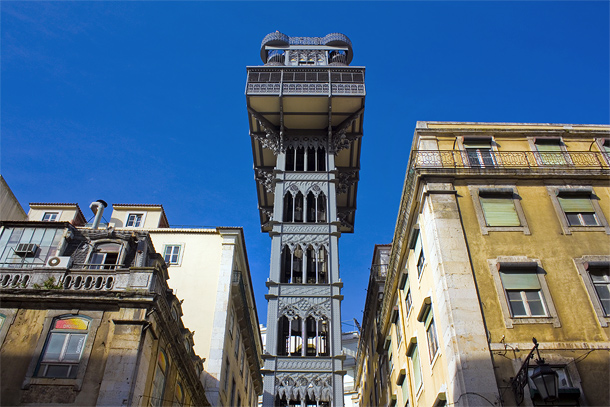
278,297 -> 331,320
285,173 -> 328,181
284,181 -> 326,196
282,225 -> 329,234
282,233 -> 329,247
337,170 -> 358,194
284,136 -> 327,150
277,358 -> 333,371
280,285 -> 330,297
336,208 -> 354,228
274,372 -> 333,402
255,168 -> 275,193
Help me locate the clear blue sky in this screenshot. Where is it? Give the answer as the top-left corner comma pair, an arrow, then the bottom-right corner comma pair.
2,1 -> 609,331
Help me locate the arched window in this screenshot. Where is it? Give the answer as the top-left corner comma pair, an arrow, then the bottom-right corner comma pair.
294,193 -> 304,222
174,381 -> 185,407
306,246 -> 316,284
36,315 -> 90,378
295,147 -> 305,171
306,192 -> 316,223
277,316 -> 302,356
283,194 -> 294,222
305,317 -> 329,356
317,147 -> 326,171
281,246 -> 303,284
317,192 -> 327,223
318,246 -> 328,284
151,349 -> 169,407
285,147 -> 295,171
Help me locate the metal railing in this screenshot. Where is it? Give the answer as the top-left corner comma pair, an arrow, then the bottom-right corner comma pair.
412,150 -> 609,169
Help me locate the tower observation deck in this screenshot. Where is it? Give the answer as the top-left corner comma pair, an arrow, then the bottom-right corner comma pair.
246,32 -> 365,407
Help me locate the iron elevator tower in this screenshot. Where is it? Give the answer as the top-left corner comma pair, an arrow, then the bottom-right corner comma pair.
246,32 -> 365,407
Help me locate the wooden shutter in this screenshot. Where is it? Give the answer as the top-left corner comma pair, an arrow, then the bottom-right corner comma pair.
480,196 -> 520,226
558,196 -> 594,213
500,271 -> 541,290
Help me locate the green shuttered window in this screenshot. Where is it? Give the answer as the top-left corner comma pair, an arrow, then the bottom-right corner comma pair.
480,196 -> 520,226
500,271 -> 541,290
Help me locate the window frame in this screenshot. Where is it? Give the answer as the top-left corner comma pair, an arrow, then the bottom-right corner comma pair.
163,244 -> 184,266
457,136 -> 497,168
529,136 -> 571,166
42,211 -> 60,222
406,339 -> 423,397
489,257 -> 560,328
417,301 -> 440,364
125,212 -> 145,228
469,186 -> 530,235
547,186 -> 610,235
22,310 -> 103,391
86,240 -> 127,270
596,137 -> 610,165
0,308 -> 17,348
573,256 -> 610,327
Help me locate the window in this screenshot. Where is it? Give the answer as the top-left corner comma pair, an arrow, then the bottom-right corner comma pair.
230,377 -> 237,407
416,250 -> 425,278
173,382 -> 185,407
405,289 -> 413,316
535,138 -> 567,165
558,194 -> 599,226
223,358 -> 230,392
590,268 -> 610,316
598,138 -> 610,164
392,307 -> 402,346
151,349 -> 169,407
407,342 -> 422,393
36,316 -> 90,379
234,326 -> 241,357
470,186 -> 530,235
575,258 -> 610,326
491,257 -> 560,328
425,311 -> 439,362
89,242 -> 122,270
228,308 -> 235,338
164,245 -> 181,265
42,212 -> 59,221
479,191 -> 520,227
463,138 -> 495,167
126,213 -> 143,227
500,270 -> 547,317
549,187 -> 610,234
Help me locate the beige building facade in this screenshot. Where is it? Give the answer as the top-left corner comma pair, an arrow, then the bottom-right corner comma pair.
358,122 -> 610,407
109,204 -> 264,407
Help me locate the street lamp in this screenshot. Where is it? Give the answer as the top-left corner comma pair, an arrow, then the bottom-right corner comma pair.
511,338 -> 559,405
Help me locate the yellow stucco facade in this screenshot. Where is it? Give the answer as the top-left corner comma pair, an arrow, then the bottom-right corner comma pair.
358,122 -> 610,407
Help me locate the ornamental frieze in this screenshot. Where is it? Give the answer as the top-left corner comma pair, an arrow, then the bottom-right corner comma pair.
279,285 -> 330,297
281,233 -> 329,246
276,358 -> 333,371
275,373 -> 333,402
284,181 -> 327,196
278,297 -> 331,320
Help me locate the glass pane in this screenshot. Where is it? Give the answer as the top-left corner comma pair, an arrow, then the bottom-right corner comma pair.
507,291 -> 527,316
42,333 -> 67,362
589,269 -> 610,282
581,213 -> 598,226
44,364 -> 71,378
525,291 -> 546,316
566,213 -> 582,226
63,334 -> 86,361
594,285 -> 610,315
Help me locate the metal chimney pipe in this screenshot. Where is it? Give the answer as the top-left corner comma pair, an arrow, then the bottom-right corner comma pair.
90,200 -> 108,230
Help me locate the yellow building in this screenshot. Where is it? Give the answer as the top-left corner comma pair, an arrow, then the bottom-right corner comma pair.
360,122 -> 610,407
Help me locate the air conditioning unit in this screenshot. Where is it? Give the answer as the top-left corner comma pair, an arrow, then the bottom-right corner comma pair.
47,256 -> 72,268
14,243 -> 39,257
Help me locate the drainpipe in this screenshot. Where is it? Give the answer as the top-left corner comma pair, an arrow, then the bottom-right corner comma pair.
90,200 -> 108,230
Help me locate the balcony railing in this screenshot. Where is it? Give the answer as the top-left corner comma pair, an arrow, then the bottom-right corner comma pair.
413,150 -> 609,169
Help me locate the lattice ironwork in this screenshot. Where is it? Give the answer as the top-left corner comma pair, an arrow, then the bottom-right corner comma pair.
412,150 -> 608,169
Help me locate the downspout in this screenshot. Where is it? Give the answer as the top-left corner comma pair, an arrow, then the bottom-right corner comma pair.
90,200 -> 108,230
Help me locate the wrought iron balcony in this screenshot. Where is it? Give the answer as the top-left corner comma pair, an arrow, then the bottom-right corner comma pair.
246,67 -> 365,96
412,150 -> 609,170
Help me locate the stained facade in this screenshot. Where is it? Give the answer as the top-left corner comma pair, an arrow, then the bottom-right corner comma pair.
357,122 -> 610,407
246,32 -> 365,407
0,212 -> 208,406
